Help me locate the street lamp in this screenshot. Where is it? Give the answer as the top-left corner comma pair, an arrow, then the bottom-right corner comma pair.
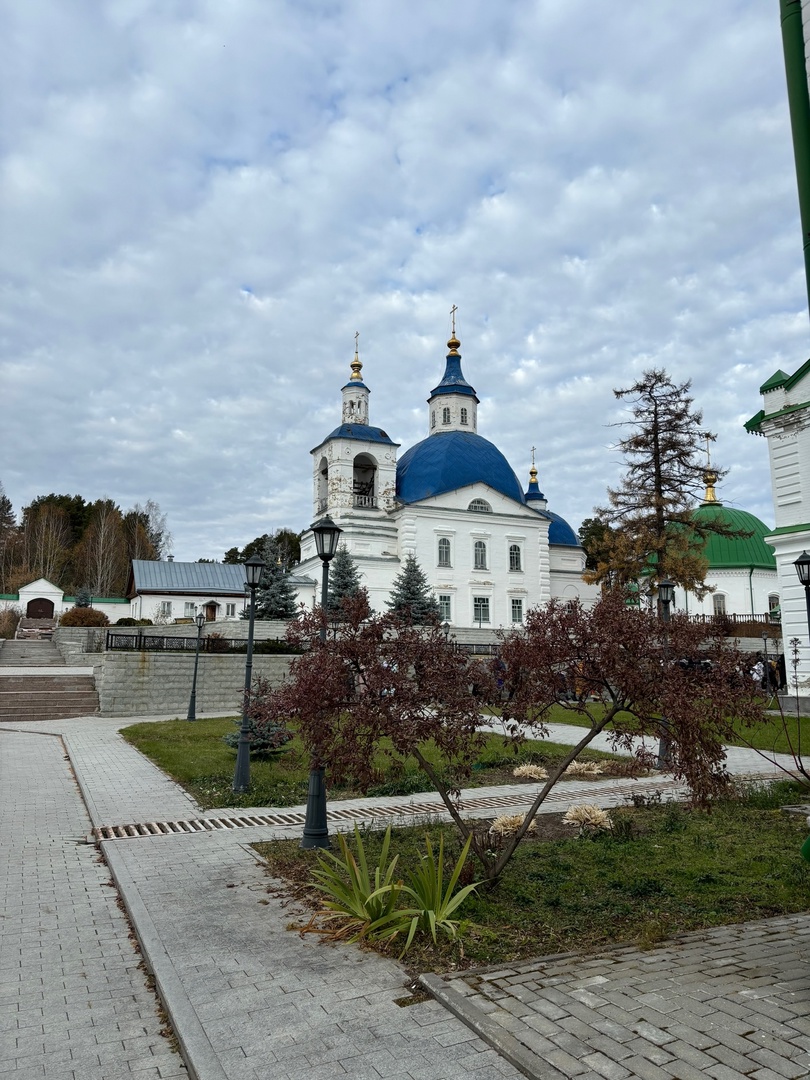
656,579 -> 675,770
794,552 -> 810,639
232,553 -> 266,793
442,621 -> 450,642
302,516 -> 342,849
186,610 -> 207,721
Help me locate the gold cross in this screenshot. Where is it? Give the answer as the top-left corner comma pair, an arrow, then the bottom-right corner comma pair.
531,445 -> 536,467
450,304 -> 457,334
354,330 -> 359,354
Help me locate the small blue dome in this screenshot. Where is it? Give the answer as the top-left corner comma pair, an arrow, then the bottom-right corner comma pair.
314,424 -> 397,452
397,431 -> 525,505
545,510 -> 579,547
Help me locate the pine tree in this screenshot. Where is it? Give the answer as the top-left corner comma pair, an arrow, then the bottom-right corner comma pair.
588,369 -> 743,598
327,546 -> 364,616
388,554 -> 441,623
253,536 -> 298,620
75,585 -> 92,608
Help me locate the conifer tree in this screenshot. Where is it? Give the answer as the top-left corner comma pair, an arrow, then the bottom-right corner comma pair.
327,545 -> 363,616
588,369 -> 743,598
253,536 -> 298,620
387,554 -> 440,623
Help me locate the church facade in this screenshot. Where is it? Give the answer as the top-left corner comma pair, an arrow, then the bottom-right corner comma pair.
293,332 -> 594,627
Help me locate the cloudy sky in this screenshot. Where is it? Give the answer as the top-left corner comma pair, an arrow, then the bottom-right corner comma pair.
3,0 -> 808,561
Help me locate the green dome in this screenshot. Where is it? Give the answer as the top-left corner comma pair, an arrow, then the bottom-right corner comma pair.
691,503 -> 775,570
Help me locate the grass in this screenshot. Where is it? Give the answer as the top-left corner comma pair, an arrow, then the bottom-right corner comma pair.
121,716 -> 635,810
253,779 -> 810,969
525,698 -> 810,757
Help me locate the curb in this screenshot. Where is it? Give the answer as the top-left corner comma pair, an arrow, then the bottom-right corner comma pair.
104,841 -> 228,1080
419,973 -> 544,1080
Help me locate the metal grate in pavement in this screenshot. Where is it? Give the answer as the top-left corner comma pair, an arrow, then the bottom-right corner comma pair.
92,778 -> 683,841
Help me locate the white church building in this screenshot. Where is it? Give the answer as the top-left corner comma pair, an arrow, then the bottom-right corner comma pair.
294,331 -> 595,627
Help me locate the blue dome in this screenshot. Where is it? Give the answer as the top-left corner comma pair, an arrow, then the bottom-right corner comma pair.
545,510 -> 579,547
314,424 -> 397,452
397,431 -> 526,505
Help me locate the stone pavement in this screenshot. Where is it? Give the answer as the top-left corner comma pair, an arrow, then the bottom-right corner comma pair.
1,713 -> 808,1080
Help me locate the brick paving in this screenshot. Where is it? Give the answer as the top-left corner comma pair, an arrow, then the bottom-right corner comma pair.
2,713 -> 808,1080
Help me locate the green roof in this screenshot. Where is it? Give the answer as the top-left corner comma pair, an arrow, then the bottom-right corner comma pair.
692,503 -> 775,570
759,369 -> 790,393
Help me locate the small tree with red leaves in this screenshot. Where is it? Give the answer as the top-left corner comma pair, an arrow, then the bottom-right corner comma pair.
257,590 -> 766,883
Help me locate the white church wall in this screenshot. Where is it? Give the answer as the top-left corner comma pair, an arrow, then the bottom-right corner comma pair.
674,568 -> 779,620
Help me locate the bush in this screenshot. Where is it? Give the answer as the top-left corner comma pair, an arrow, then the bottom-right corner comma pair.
59,607 -> 110,627
115,617 -> 139,626
206,632 -> 230,653
0,606 -> 21,639
222,716 -> 293,756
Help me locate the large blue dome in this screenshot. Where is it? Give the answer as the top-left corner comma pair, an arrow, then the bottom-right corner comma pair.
396,431 -> 526,505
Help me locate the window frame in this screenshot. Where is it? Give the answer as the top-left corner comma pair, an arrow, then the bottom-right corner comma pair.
473,540 -> 488,570
442,406 -> 451,425
437,537 -> 452,568
509,544 -> 522,573
511,597 -> 523,623
438,594 -> 451,622
473,596 -> 490,624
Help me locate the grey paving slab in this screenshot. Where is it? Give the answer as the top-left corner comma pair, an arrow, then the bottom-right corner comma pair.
0,729 -> 188,1079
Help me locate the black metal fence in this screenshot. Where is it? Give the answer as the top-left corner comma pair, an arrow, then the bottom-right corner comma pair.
104,632 -> 300,654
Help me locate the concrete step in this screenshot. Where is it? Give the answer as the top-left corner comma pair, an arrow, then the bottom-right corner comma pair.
0,641 -> 64,666
0,669 -> 99,720
0,675 -> 96,692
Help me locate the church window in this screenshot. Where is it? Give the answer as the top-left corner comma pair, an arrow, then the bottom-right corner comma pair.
461,407 -> 468,425
768,593 -> 780,617
439,594 -> 452,621
468,499 -> 491,513
511,598 -> 523,623
509,544 -> 522,572
438,537 -> 451,567
431,410 -> 436,429
713,594 -> 726,617
442,407 -> 451,425
473,596 -> 490,624
474,541 -> 487,570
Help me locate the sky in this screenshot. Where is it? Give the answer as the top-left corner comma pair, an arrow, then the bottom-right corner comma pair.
3,0 -> 809,562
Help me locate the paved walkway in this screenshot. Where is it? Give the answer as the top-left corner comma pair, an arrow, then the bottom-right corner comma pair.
1,713 -> 808,1080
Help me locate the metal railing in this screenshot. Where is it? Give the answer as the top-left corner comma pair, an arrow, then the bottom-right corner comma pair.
353,494 -> 377,508
104,632 -> 300,654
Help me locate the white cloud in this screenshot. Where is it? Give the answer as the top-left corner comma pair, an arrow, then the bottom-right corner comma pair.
0,0 -> 803,559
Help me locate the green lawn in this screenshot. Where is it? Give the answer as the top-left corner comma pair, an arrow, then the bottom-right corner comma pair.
121,716 -> 632,810
254,780 -> 810,968
530,699 -> 810,756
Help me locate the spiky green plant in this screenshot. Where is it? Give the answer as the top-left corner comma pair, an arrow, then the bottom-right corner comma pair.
397,834 -> 479,952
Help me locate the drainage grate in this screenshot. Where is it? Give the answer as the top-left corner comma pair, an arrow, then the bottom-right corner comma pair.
92,779 -> 682,841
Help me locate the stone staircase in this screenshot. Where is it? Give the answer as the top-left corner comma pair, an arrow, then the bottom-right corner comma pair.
0,639 -> 100,722
15,617 -> 57,640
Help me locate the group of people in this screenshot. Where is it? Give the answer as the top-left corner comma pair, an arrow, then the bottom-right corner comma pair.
748,651 -> 787,694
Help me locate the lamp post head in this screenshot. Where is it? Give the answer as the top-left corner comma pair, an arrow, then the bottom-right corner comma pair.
795,551 -> 810,588
442,621 -> 450,640
244,553 -> 266,590
658,579 -> 675,607
195,611 -> 206,629
311,515 -> 342,563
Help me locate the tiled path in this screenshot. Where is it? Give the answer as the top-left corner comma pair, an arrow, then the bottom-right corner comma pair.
2,713 -> 808,1080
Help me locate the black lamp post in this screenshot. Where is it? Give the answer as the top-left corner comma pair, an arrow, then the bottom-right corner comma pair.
302,516 -> 342,849
186,610 -> 207,721
443,621 -> 450,642
232,553 -> 266,794
656,579 -> 675,770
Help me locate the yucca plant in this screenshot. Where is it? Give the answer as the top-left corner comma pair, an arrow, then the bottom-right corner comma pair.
309,825 -> 404,941
397,834 -> 479,952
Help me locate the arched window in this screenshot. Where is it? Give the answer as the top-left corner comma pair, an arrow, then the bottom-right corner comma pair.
768,593 -> 780,617
468,499 -> 491,513
438,537 -> 451,567
712,594 -> 726,617
509,544 -> 522,572
431,410 -> 436,429
442,407 -> 451,425
352,453 -> 377,508
474,541 -> 487,570
460,407 -> 468,425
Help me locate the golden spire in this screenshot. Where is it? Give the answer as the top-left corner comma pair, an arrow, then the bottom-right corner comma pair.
447,304 -> 460,354
349,330 -> 363,381
702,469 -> 718,503
701,432 -> 718,503
529,445 -> 538,483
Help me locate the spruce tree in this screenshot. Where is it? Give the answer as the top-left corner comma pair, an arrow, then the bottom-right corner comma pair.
253,536 -> 298,620
326,545 -> 363,616
388,554 -> 441,623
